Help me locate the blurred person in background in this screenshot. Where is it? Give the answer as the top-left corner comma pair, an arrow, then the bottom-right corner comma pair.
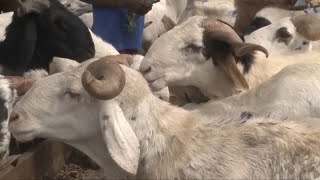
80,0 -> 155,54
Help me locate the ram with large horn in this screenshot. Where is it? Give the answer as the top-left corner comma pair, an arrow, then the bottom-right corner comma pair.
8,54 -> 320,179
139,15 -> 320,103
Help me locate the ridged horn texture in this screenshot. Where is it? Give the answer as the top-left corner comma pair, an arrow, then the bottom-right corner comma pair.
102,54 -> 134,66
82,57 -> 126,100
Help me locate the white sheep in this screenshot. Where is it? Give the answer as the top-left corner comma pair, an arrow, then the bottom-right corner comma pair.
142,0 -> 188,54
9,55 -> 320,179
140,15 -> 320,100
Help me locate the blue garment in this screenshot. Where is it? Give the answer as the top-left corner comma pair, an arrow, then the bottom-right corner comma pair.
92,6 -> 144,51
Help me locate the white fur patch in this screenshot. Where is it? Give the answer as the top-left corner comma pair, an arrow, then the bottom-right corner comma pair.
0,76 -> 17,159
0,12 -> 13,42
23,69 -> 49,81
89,30 -> 119,58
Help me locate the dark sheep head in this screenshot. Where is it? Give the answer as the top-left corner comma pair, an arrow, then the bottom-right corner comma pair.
34,0 -> 95,62
0,0 -> 94,74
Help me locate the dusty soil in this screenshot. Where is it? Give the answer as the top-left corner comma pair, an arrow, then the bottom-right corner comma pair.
51,162 -> 104,180
50,149 -> 104,180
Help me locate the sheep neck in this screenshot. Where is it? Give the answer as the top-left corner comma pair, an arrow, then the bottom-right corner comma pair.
67,133 -> 130,179
128,96 -> 197,177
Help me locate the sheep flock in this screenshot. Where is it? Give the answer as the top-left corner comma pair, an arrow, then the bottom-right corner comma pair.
1,0 -> 320,179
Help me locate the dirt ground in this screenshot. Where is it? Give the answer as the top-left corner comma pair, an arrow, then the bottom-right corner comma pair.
50,149 -> 104,180
51,162 -> 104,180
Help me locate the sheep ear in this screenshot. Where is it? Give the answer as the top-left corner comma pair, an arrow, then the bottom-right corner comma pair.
162,15 -> 176,31
216,54 -> 249,92
99,100 -> 140,176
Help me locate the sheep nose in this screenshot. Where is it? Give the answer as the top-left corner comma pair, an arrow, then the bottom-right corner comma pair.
139,60 -> 152,73
9,112 -> 19,123
139,65 -> 152,74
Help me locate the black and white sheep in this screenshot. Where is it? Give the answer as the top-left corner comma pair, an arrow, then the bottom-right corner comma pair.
0,0 -> 95,75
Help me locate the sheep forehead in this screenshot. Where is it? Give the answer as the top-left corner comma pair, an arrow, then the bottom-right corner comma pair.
28,71 -> 80,96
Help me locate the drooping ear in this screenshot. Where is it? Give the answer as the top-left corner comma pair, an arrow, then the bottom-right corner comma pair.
162,15 -> 177,31
99,100 -> 140,176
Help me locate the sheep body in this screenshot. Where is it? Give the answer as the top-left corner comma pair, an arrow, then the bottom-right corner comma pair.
9,60 -> 320,179
194,63 -> 320,119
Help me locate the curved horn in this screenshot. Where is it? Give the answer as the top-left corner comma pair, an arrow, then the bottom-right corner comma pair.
201,19 -> 269,57
6,76 -> 34,96
291,14 -> 320,41
233,43 -> 269,58
82,58 -> 126,100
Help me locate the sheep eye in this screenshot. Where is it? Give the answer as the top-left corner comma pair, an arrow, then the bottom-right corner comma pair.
185,44 -> 203,53
302,41 -> 309,45
64,89 -> 80,99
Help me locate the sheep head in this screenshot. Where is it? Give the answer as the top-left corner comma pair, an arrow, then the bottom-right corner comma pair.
291,13 -> 320,41
201,18 -> 269,92
9,55 -> 147,175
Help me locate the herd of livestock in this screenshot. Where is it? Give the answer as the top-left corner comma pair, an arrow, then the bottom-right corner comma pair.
1,0 -> 320,179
